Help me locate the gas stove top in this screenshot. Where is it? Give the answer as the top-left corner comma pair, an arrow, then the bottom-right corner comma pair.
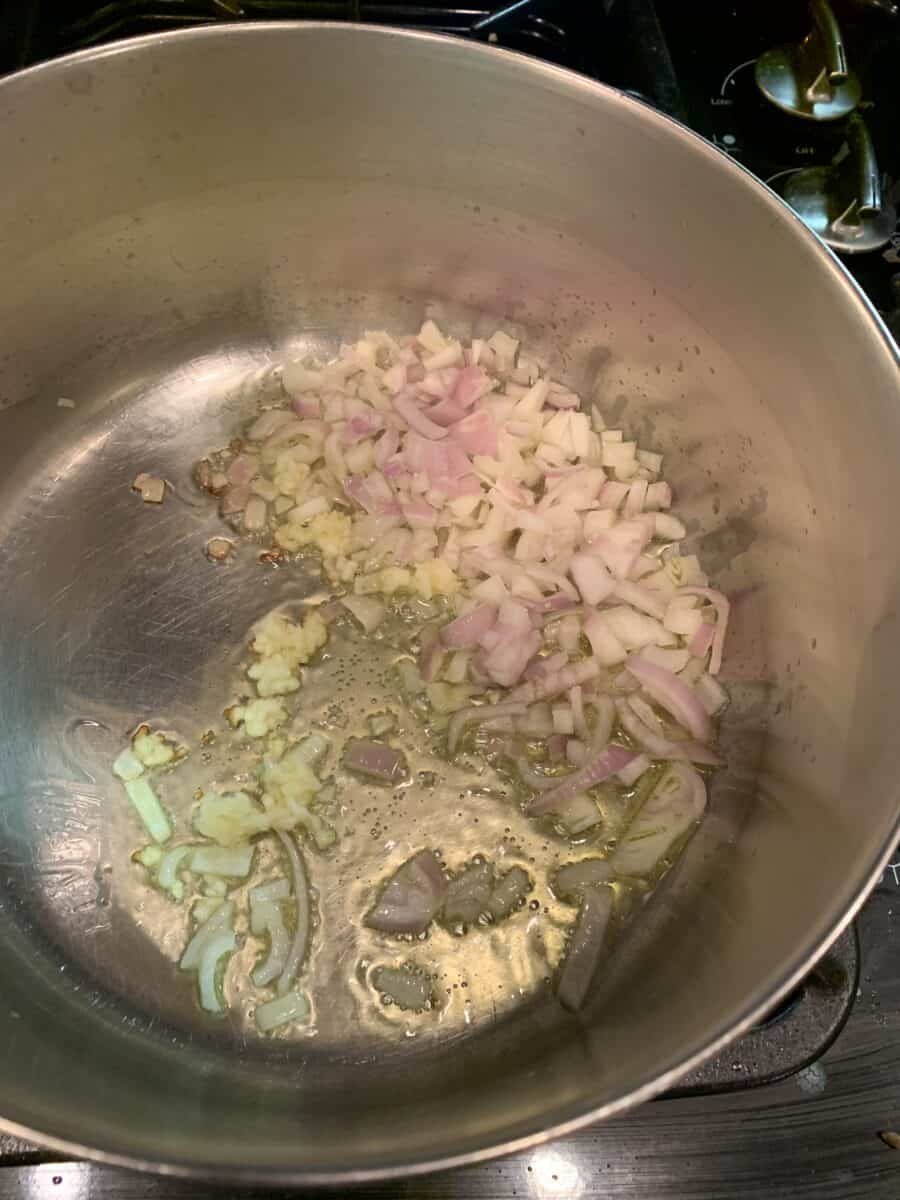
0,2 -> 897,1195
1,0 -> 898,332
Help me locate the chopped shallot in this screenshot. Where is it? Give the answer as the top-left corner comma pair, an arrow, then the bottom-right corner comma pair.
365,850 -> 448,935
341,595 -> 386,633
132,472 -> 166,504
124,320 -> 733,1032
613,763 -> 707,876
624,655 -> 711,742
343,738 -> 409,784
373,964 -> 434,1011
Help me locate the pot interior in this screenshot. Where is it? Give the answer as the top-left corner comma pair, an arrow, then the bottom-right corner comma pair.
0,24 -> 897,1180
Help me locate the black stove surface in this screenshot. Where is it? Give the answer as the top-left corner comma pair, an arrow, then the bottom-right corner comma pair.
0,2 -> 897,1193
2,0 -> 897,328
654,0 -> 900,336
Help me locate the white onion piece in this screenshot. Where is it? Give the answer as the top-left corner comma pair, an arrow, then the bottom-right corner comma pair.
191,843 -> 255,878
664,603 -> 702,638
447,701 -> 527,755
198,931 -> 237,1013
655,512 -> 686,540
617,753 -> 651,785
569,552 -> 615,605
547,733 -> 568,762
602,606 -> 674,650
613,579 -> 667,620
694,671 -> 729,715
629,693 -> 663,732
394,393 -> 448,440
341,595 -> 386,634
557,885 -> 613,1011
546,391 -> 579,409
553,858 -> 613,903
518,701 -> 554,737
569,685 -> 588,738
453,365 -> 495,408
124,778 -> 172,844
444,649 -> 471,684
418,629 -> 445,683
615,698 -> 720,765
638,645 -> 691,673
248,409 -> 296,441
583,612 -> 627,666
276,831 -> 311,995
679,586 -> 730,675
615,698 -> 677,759
156,845 -> 192,901
181,901 -> 236,971
382,363 -> 407,394
515,756 -> 559,791
688,620 -> 715,660
645,481 -> 672,509
250,878 -> 291,906
250,894 -> 291,988
441,604 -> 496,649
255,989 -> 310,1033
557,614 -> 582,653
291,395 -> 322,419
624,480 -> 648,516
524,651 -> 568,681
566,739 -> 587,766
557,791 -> 600,832
583,510 -> 616,539
625,655 -> 711,742
449,409 -> 498,457
243,496 -> 267,532
482,629 -> 542,688
629,554 -> 657,582
613,763 -> 707,876
597,481 -> 628,510
552,704 -> 575,735
509,658 -> 600,704
589,517 -> 654,578
590,694 -> 615,749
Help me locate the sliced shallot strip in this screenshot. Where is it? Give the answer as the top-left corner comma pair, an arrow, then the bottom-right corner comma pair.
447,701 -> 527,755
679,586 -> 730,675
529,745 -> 636,815
509,658 -> 600,704
557,885 -> 613,1011
276,831 -> 311,996
624,654 -> 711,742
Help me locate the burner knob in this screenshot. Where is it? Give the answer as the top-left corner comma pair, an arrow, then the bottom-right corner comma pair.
755,0 -> 861,121
782,114 -> 897,253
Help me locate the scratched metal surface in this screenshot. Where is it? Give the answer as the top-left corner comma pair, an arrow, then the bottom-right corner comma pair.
0,868 -> 896,1198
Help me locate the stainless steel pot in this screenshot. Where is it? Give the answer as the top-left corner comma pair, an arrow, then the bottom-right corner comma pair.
0,22 -> 897,1185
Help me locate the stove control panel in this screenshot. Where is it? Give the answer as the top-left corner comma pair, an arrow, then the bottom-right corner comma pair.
655,0 -> 900,320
